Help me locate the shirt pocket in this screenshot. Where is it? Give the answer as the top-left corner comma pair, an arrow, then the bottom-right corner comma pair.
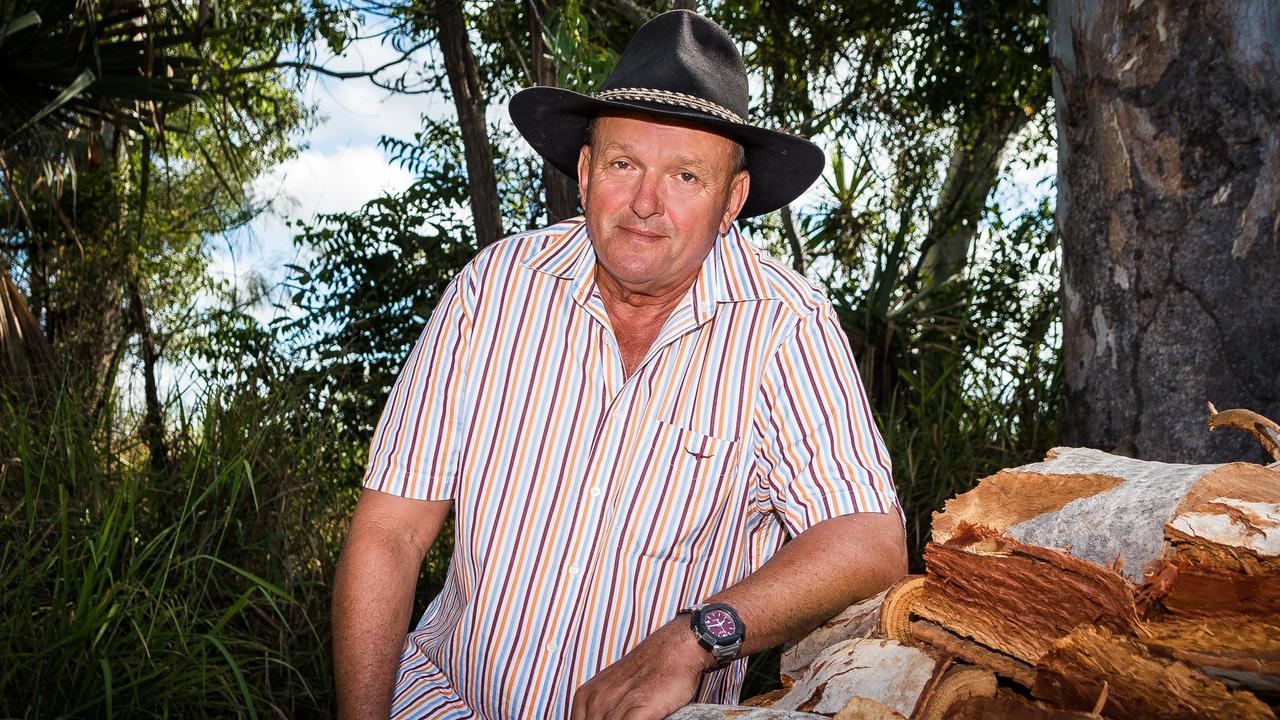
618,420 -> 741,563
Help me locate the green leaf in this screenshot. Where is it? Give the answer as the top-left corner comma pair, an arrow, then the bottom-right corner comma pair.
9,68 -> 96,142
0,10 -> 41,42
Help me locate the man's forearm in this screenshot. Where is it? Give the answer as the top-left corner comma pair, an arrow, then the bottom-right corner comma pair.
571,511 -> 906,719
707,511 -> 907,655
333,492 -> 451,719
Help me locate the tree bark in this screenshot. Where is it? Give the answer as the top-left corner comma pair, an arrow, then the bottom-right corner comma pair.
1032,626 -> 1274,719
526,0 -> 580,223
781,587 -> 886,683
769,638 -> 953,717
1050,0 -> 1280,462
435,0 -> 503,247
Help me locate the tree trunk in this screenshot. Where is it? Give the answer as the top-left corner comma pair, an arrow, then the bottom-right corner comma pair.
526,0 -> 579,223
435,0 -> 503,247
1050,0 -> 1280,462
910,446 -> 1280,700
770,637 -> 978,718
919,107 -> 1030,284
127,276 -> 167,472
781,587 -> 886,683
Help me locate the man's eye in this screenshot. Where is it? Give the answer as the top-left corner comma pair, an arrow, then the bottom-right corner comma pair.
611,160 -> 631,170
677,172 -> 697,183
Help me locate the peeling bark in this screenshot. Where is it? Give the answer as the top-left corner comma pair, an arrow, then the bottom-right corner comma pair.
1031,626 -> 1275,719
1139,616 -> 1280,695
916,533 -> 1140,665
1051,0 -> 1280,463
666,704 -> 824,719
911,619 -> 1038,688
770,638 -> 947,717
781,588 -> 886,684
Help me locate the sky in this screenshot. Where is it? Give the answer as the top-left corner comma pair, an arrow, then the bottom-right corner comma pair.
164,22 -> 1055,410
210,33 -> 449,317
203,22 -> 1055,335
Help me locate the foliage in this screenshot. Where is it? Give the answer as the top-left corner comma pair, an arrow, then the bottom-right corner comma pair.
0,367 -> 343,716
3,0 -> 1065,711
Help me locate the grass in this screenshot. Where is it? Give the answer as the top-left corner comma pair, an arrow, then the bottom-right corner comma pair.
0,381 -> 353,718
1,322 -> 1058,713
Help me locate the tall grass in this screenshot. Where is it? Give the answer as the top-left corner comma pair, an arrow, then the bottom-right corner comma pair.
0,378 -> 357,718
1,289 -> 1058,713
882,347 -> 1060,569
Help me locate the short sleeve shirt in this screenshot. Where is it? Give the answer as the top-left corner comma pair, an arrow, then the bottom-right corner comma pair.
364,218 -> 899,719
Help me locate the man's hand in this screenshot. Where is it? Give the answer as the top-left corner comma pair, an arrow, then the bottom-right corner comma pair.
571,618 -> 711,720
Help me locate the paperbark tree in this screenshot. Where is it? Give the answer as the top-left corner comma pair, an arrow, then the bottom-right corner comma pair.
1050,0 -> 1280,462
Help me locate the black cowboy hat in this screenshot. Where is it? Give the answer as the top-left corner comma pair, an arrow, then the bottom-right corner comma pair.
509,9 -> 825,219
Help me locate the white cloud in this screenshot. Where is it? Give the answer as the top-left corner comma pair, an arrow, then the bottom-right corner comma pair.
217,145 -> 413,291
259,144 -> 414,220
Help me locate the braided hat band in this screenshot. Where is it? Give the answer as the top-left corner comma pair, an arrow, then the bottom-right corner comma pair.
595,88 -> 745,125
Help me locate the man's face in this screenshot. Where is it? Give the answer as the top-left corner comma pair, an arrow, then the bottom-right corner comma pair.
577,113 -> 749,298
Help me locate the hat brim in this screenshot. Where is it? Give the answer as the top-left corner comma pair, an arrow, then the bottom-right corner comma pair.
509,86 -> 825,219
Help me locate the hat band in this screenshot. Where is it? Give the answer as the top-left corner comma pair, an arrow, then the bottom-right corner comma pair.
596,88 -> 744,124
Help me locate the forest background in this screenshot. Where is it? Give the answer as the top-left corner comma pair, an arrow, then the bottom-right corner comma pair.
2,0 -> 1274,716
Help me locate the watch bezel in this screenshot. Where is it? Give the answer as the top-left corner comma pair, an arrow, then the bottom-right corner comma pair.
684,602 -> 745,669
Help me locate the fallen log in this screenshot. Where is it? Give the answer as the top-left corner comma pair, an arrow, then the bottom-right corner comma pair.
781,588 -> 887,684
1031,626 -> 1276,719
770,639 -> 947,717
770,638 -> 998,720
1138,616 -> 1280,696
878,576 -> 926,643
910,619 -> 1037,688
1147,464 -> 1280,617
832,697 -> 906,719
915,666 -> 997,720
941,689 -> 1100,719
667,705 -> 825,719
931,447 -> 1280,586
914,529 -> 1139,665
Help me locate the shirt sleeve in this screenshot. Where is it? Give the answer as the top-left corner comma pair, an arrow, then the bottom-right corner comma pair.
363,272 -> 473,500
752,302 -> 901,536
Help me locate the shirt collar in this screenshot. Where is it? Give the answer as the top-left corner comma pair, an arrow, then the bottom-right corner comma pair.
522,216 -> 777,313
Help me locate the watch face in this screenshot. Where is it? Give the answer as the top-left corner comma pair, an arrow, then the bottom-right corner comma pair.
702,608 -> 738,639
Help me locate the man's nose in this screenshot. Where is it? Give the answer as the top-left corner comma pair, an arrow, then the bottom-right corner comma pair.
630,171 -> 663,218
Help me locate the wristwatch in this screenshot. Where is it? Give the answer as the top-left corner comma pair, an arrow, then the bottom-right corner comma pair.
679,602 -> 746,669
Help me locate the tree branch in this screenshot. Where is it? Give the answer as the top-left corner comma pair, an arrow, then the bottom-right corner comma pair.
235,41 -> 432,81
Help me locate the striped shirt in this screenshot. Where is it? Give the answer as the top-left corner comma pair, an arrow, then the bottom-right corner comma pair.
364,217 -> 899,719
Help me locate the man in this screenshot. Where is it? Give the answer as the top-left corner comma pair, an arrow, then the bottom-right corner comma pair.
333,10 -> 906,719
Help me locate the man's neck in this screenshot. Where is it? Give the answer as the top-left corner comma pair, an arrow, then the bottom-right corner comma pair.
594,264 -> 699,378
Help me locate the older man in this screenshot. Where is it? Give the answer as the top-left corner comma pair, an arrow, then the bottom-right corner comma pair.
333,10 -> 905,720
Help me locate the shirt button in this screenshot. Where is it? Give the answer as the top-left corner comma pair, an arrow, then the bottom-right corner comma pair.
568,565 -> 580,576
589,486 -> 601,497
545,642 -> 558,653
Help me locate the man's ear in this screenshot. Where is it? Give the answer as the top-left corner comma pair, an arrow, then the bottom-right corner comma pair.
719,170 -> 751,234
576,145 -> 593,201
